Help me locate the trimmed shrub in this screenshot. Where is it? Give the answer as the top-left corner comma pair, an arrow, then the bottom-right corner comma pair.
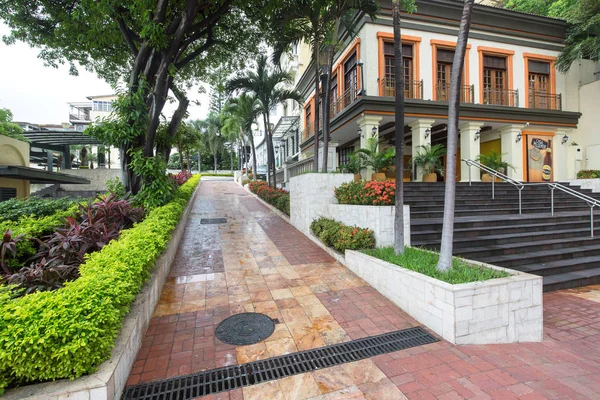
577,170 -> 600,179
310,217 -> 375,252
335,180 -> 395,206
248,180 -> 290,216
0,197 -> 77,223
201,172 -> 234,177
0,175 -> 200,392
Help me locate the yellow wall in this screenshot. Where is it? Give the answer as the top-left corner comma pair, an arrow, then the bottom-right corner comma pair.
0,135 -> 31,199
480,139 -> 501,156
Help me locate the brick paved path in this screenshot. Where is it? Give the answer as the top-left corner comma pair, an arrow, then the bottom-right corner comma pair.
126,180 -> 600,399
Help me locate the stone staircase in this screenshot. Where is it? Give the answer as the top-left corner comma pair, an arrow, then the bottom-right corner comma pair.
406,182 -> 600,292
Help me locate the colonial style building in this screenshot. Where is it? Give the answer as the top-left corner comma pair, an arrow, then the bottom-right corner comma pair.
294,0 -> 599,182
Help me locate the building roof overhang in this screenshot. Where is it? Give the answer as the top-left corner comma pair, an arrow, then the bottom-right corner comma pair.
272,116 -> 300,139
0,165 -> 91,184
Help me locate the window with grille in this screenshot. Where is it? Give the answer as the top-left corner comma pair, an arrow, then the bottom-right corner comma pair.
0,188 -> 17,202
338,146 -> 355,167
483,55 -> 508,105
383,42 -> 413,97
344,52 -> 358,96
528,60 -> 550,108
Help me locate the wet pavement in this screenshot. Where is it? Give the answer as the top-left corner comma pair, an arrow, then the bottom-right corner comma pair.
126,180 -> 600,399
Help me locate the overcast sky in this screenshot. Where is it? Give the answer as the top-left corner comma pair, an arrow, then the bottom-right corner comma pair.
0,23 -> 210,125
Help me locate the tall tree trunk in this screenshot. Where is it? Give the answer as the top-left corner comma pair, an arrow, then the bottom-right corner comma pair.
393,1 -> 406,255
230,146 -> 234,172
186,150 -> 190,172
266,113 -> 277,188
178,140 -> 184,170
323,19 -> 341,173
250,131 -> 258,180
198,151 -> 202,173
263,113 -> 273,186
437,0 -> 475,271
214,152 -> 218,172
312,37 -> 320,172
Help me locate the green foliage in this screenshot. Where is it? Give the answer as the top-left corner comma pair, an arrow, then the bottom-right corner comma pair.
355,136 -> 395,173
577,170 -> 600,179
0,108 -> 28,142
310,217 -> 375,252
0,207 -> 78,239
129,151 -> 175,210
339,153 -> 364,174
201,173 -> 235,177
335,180 -> 396,206
0,197 -> 76,223
106,177 -> 127,199
410,144 -> 446,176
248,180 -> 290,215
363,247 -> 510,284
476,150 -> 516,174
0,175 -> 200,391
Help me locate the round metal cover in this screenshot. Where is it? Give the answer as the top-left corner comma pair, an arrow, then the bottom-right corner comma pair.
215,312 -> 275,345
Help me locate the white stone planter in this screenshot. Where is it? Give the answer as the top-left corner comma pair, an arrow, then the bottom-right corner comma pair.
345,250 -> 543,344
4,183 -> 202,400
327,204 -> 410,247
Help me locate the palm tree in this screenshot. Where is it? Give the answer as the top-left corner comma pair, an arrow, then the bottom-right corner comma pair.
192,113 -> 224,172
227,55 -> 302,187
223,94 -> 261,179
322,0 -> 379,172
556,0 -> 600,72
437,0 -> 476,271
272,0 -> 330,173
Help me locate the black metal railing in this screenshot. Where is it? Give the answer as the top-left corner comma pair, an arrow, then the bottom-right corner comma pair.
482,88 -> 519,107
301,121 -> 314,141
435,82 -> 475,103
379,78 -> 423,100
330,84 -> 359,119
529,92 -> 562,111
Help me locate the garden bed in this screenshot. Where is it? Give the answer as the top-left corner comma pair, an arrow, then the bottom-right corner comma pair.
1,176 -> 201,398
345,249 -> 543,344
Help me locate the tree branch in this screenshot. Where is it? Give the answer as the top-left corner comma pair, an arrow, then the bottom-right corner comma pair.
175,29 -> 215,69
187,0 -> 234,35
116,16 -> 139,56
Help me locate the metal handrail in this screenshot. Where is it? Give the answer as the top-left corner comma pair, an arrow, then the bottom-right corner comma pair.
463,158 -> 599,236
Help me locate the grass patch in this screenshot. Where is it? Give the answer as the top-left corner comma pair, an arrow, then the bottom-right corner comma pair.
362,247 -> 510,284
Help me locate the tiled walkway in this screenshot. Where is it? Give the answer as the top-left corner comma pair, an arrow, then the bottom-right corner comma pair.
126,180 -> 600,399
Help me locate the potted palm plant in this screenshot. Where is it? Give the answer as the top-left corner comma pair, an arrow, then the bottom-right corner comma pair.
356,136 -> 395,181
340,153 -> 364,182
410,144 -> 446,182
476,150 -> 515,182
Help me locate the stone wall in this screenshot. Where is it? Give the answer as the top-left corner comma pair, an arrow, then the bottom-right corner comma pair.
564,178 -> 600,193
59,169 -> 121,192
345,251 -> 543,344
327,204 -> 410,247
289,173 -> 411,247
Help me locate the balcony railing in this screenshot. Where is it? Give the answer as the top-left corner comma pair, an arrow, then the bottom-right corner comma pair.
482,88 -> 519,107
289,158 -> 314,178
331,85 -> 359,119
379,78 -> 423,100
435,82 -> 475,103
302,121 -> 315,141
529,91 -> 562,111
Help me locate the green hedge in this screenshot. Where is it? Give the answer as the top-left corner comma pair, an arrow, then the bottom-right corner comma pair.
310,217 -> 375,252
200,172 -> 234,177
577,170 -> 600,179
0,197 -> 77,223
0,175 -> 200,392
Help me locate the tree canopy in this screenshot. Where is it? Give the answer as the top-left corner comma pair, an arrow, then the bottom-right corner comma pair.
0,109 -> 27,142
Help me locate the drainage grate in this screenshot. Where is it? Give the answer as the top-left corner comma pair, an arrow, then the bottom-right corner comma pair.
122,326 -> 437,400
200,218 -> 227,225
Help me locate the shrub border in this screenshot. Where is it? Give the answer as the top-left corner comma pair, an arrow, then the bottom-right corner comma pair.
3,178 -> 201,400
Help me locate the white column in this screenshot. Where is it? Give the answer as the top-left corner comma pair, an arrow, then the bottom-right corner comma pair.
554,128 -> 573,181
459,121 -> 485,182
409,119 -> 435,181
499,124 -> 525,181
356,114 -> 382,179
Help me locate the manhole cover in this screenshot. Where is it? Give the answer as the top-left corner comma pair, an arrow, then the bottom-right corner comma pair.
200,218 -> 227,224
215,313 -> 275,345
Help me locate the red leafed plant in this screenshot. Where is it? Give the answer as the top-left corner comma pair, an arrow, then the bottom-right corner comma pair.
1,230 -> 24,275
334,180 -> 395,206
170,171 -> 192,186
6,194 -> 144,294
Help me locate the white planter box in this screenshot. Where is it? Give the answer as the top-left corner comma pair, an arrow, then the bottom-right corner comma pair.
345,250 -> 543,344
327,204 -> 410,247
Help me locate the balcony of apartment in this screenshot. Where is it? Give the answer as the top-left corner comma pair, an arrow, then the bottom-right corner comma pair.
481,87 -> 520,107
528,91 -> 562,111
378,78 -> 423,100
435,82 -> 475,103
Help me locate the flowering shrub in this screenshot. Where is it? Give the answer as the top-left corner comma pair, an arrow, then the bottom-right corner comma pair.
248,180 -> 290,215
334,180 -> 395,206
170,170 -> 193,186
310,217 -> 375,252
577,170 -> 600,179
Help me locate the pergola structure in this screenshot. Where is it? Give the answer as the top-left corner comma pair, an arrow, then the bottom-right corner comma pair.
22,130 -> 105,171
